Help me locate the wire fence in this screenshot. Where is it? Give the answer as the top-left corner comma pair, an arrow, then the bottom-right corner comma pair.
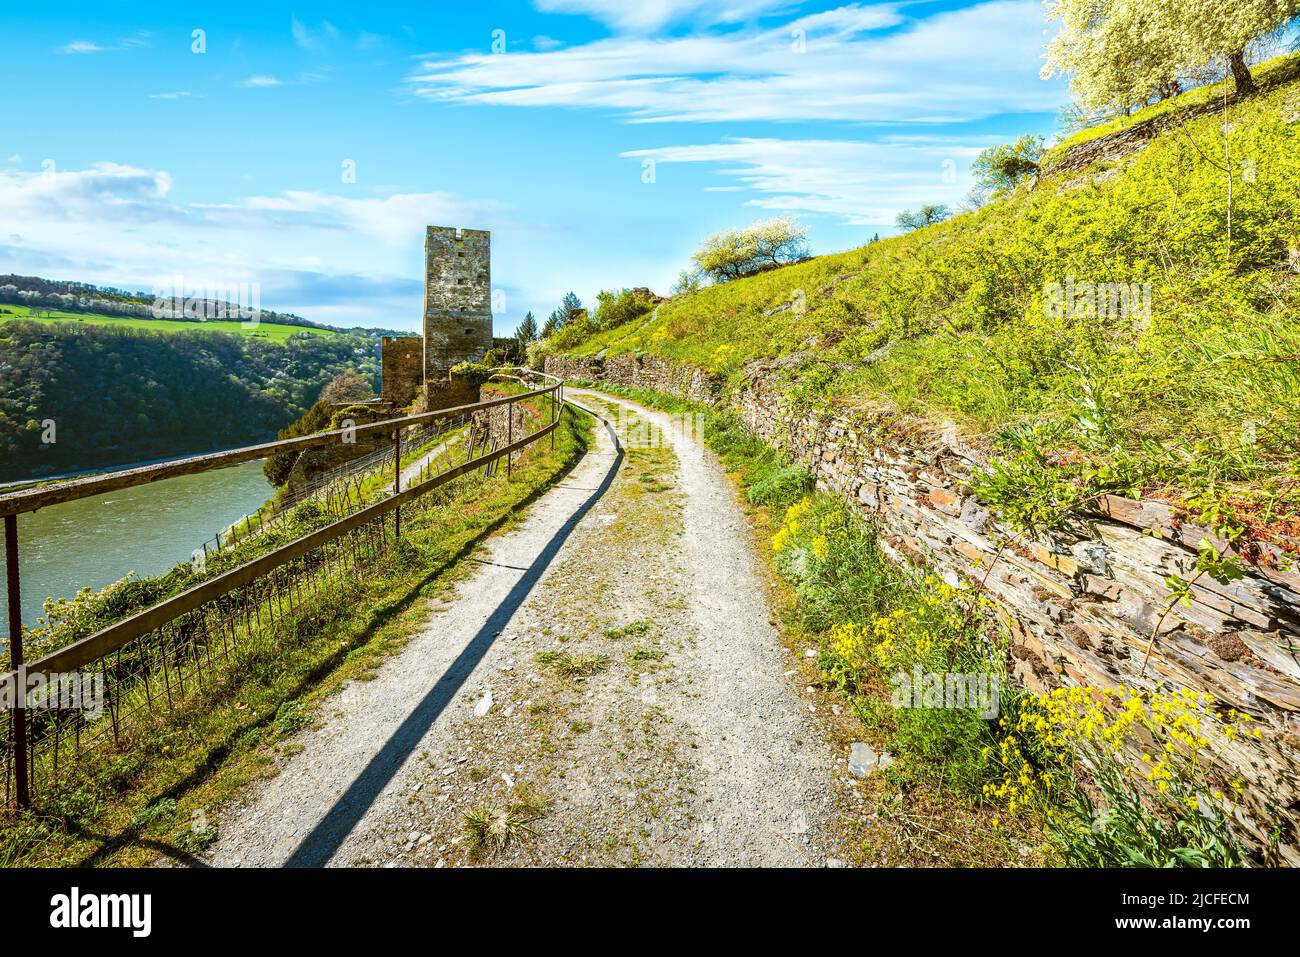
0,371 -> 564,808
198,416 -> 469,557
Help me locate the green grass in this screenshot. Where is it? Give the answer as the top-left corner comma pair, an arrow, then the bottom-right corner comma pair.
1044,52 -> 1300,162
535,650 -> 611,677
0,403 -> 592,867
0,303 -> 335,341
560,60 -> 1300,532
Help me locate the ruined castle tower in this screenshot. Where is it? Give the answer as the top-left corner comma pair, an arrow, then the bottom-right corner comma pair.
423,225 -> 493,381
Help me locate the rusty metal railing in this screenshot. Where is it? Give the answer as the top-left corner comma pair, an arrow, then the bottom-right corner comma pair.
0,371 -> 565,808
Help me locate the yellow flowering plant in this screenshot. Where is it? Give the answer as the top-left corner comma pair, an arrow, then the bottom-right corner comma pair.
773,494 -> 1009,797
988,685 -> 1262,866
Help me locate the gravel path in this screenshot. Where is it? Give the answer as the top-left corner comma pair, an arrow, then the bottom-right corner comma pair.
398,436 -> 453,487
201,390 -> 837,867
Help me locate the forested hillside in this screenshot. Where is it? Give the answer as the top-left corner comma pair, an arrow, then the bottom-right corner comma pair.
0,273 -> 335,332
0,321 -> 378,482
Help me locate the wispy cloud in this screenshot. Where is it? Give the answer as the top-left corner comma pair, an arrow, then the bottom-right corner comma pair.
57,40 -> 107,55
240,74 -> 284,88
533,0 -> 794,32
624,136 -> 989,225
409,1 -> 1057,124
56,33 -> 151,55
149,91 -> 196,100
291,16 -> 340,50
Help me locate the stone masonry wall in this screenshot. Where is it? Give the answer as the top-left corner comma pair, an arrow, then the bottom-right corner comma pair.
552,352 -> 1300,860
472,386 -> 542,467
544,352 -> 719,405
380,336 -> 423,408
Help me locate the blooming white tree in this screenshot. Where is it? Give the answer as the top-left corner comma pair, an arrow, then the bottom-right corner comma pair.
1043,0 -> 1298,113
691,218 -> 808,282
1168,0 -> 1298,94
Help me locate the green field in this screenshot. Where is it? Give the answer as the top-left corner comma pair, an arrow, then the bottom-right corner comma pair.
0,303 -> 335,342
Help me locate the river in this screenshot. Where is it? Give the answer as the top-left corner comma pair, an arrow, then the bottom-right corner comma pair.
1,460 -> 273,631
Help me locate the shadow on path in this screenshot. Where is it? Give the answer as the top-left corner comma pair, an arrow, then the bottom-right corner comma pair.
284,406 -> 620,867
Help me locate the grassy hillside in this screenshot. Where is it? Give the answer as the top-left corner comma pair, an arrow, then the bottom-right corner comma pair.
0,303 -> 335,342
567,55 -> 1300,533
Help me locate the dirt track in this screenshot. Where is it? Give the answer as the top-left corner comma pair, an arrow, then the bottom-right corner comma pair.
202,391 -> 836,867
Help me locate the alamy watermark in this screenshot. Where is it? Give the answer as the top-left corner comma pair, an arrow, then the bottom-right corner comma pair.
610,406 -> 706,449
1044,275 -> 1152,321
891,667 -> 1000,719
151,277 -> 261,324
1,667 -> 105,719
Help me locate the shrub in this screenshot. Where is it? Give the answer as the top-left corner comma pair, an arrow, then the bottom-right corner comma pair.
971,135 -> 1045,198
895,204 -> 951,231
263,398 -> 332,486
592,288 -> 655,331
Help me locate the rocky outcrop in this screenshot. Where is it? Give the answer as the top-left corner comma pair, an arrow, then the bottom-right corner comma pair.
557,351 -> 1300,860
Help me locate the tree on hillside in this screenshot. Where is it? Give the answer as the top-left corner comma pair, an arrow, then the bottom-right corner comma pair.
541,309 -> 560,338
972,135 -> 1045,198
672,268 -> 704,295
559,292 -> 584,326
691,217 -> 809,282
1043,0 -> 1185,115
895,204 -> 951,231
592,288 -> 655,330
515,311 -> 538,349
1043,0 -> 1297,112
318,370 -> 374,405
1168,0 -> 1298,95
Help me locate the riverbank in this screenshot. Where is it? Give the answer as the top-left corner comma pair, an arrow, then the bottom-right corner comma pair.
1,460 -> 274,628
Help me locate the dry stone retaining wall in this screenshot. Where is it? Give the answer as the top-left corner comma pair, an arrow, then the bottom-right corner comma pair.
545,352 -> 719,405
549,352 -> 1300,860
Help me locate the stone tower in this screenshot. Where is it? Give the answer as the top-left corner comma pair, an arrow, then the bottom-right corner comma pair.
423,225 -> 493,380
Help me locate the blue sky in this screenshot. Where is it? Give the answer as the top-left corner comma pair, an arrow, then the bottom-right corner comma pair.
1,0 -> 1067,334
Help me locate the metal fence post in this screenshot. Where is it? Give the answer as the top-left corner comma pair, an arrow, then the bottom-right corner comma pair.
506,396 -> 514,480
393,429 -> 402,540
5,514 -> 28,809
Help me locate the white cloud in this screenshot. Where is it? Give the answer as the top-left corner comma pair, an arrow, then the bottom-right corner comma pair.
149,91 -> 195,100
0,163 -> 509,327
241,74 -> 284,88
533,0 -> 792,32
56,33 -> 151,55
409,1 -> 1058,124
624,136 -> 988,225
57,41 -> 106,55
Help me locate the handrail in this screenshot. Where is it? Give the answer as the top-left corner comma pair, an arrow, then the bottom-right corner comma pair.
0,415 -> 558,691
1,368 -> 567,809
0,383 -> 558,517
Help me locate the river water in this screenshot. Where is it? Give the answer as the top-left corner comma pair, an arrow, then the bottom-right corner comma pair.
1,460 -> 273,631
